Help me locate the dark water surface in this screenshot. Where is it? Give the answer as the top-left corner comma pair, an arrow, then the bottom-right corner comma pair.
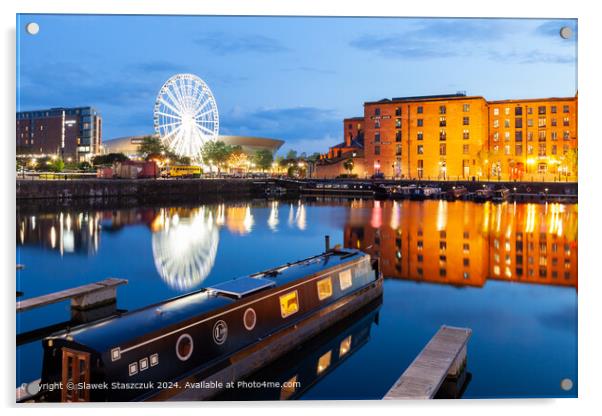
16,198 -> 578,399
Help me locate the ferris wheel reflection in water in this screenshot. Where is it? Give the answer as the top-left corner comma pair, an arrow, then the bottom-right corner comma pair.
150,201 -> 307,291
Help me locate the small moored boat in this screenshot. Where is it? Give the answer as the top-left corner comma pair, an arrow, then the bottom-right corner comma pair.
473,188 -> 493,202
492,188 -> 510,202
410,186 -> 441,200
446,186 -> 468,201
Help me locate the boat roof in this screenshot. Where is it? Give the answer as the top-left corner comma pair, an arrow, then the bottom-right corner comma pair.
52,249 -> 368,352
207,277 -> 276,299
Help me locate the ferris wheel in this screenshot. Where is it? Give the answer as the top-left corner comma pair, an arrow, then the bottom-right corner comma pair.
153,73 -> 219,158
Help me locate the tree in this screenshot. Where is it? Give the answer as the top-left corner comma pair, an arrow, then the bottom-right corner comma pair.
285,149 -> 298,160
253,150 -> 274,171
78,161 -> 93,171
50,159 -> 65,172
92,153 -> 129,166
200,141 -> 234,172
566,148 -> 578,177
138,136 -> 165,156
343,158 -> 354,174
227,147 -> 248,171
476,148 -> 492,178
307,152 -> 321,162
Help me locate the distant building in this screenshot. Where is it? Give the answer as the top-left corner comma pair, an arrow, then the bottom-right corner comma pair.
16,107 -> 102,162
102,134 -> 285,158
316,92 -> 578,181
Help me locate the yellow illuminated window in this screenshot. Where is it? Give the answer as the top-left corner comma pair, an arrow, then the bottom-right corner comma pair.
317,277 -> 333,301
339,335 -> 352,357
279,290 -> 299,318
317,351 -> 332,374
339,269 -> 353,290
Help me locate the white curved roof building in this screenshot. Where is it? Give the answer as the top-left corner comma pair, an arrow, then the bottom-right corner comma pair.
102,134 -> 284,158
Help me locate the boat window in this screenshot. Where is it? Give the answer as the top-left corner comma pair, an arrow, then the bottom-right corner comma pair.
317,277 -> 333,301
280,375 -> 298,400
243,308 -> 257,331
339,335 -> 352,357
279,290 -> 299,318
317,350 -> 332,374
150,353 -> 159,367
176,333 -> 194,361
339,269 -> 353,290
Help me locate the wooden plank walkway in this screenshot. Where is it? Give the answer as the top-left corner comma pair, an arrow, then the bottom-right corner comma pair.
16,278 -> 127,313
384,325 -> 472,400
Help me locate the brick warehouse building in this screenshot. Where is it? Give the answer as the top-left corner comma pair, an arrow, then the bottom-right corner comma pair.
16,107 -> 102,162
316,93 -> 577,182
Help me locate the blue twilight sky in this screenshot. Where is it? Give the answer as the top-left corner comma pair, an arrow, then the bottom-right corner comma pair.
16,15 -> 577,155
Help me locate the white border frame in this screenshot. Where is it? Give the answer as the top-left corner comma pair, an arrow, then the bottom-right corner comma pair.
4,1 -> 601,415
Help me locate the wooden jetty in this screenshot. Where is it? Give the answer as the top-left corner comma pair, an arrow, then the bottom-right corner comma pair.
16,278 -> 127,313
384,325 -> 472,400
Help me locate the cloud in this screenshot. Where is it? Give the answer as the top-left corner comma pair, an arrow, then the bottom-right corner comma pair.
219,106 -> 342,154
349,19 -> 508,60
488,50 -> 575,64
194,33 -> 288,55
349,35 -> 457,59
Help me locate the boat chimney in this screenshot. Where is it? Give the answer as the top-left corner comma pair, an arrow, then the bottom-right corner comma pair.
325,235 -> 330,252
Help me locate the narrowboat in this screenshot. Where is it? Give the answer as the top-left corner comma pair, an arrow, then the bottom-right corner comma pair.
473,188 -> 493,202
265,186 -> 287,197
36,245 -> 382,402
410,186 -> 441,200
386,185 -> 416,200
446,186 -> 468,201
300,181 -> 374,196
492,188 -> 511,202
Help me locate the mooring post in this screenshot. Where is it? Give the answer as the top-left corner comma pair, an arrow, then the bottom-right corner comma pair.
325,235 -> 330,252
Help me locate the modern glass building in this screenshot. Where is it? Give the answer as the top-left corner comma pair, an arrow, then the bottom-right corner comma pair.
16,106 -> 102,162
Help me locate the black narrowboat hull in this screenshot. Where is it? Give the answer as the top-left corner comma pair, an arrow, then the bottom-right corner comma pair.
300,182 -> 375,196
212,296 -> 382,401
160,277 -> 383,401
38,249 -> 382,402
